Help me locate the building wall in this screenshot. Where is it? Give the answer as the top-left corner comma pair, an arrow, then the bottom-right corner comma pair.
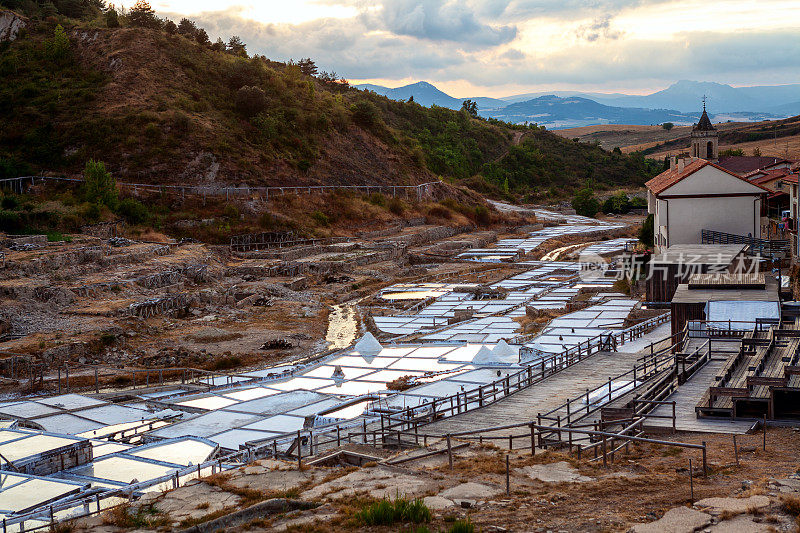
663,196 -> 761,246
651,165 -> 765,252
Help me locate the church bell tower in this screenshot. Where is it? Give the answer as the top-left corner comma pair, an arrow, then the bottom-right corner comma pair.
690,97 -> 718,160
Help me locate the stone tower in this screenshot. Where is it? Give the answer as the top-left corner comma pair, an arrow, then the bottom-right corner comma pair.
690,99 -> 718,160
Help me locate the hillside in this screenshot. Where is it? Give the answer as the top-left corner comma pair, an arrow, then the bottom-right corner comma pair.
357,81 -> 792,129
558,116 -> 800,160
0,9 -> 657,200
487,95 -> 700,129
355,81 -> 505,111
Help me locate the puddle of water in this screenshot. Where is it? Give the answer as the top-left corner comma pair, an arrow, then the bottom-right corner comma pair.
325,304 -> 358,349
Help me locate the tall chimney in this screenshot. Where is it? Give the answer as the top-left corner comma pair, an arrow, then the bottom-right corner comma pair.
678,157 -> 685,172
670,156 -> 677,170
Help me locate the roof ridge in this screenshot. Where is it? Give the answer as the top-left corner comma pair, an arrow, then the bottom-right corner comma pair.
646,158 -> 771,195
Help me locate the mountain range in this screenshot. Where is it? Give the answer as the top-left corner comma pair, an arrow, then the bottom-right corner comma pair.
356,80 -> 800,129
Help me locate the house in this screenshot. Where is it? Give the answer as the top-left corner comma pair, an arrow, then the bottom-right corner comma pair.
746,168 -> 794,219
646,158 -> 769,252
784,164 -> 800,259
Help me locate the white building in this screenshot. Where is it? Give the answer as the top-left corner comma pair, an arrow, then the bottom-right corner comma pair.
646,158 -> 768,252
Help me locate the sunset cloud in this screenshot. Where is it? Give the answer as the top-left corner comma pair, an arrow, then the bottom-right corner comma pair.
129,0 -> 800,96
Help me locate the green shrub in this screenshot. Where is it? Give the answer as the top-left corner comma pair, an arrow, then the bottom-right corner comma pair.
0,157 -> 31,180
572,186 -> 599,218
258,212 -> 277,229
447,518 -> 475,533
639,213 -> 654,248
222,204 -> 240,220
630,196 -> 647,209
78,202 -> 101,223
116,198 -> 150,225
387,197 -> 405,216
235,86 -> 268,117
356,496 -> 431,526
1,196 -> 19,210
144,122 -> 161,142
367,193 -> 386,207
352,100 -> 380,128
474,204 -> 490,225
0,210 -> 22,232
46,25 -> 71,65
311,210 -> 330,226
602,192 -> 631,214
427,204 -> 452,219
105,7 -> 120,28
46,231 -> 71,242
83,160 -> 117,209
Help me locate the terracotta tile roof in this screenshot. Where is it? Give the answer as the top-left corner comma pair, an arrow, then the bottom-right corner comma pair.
645,159 -> 708,195
645,158 -> 771,195
743,169 -> 768,179
783,174 -> 798,184
750,169 -> 790,185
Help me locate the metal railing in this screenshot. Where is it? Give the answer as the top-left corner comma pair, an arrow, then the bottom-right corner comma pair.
701,228 -> 789,257
0,176 -> 442,202
241,312 -> 672,461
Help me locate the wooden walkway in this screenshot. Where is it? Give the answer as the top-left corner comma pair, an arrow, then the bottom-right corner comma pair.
645,357 -> 755,434
422,350 -> 645,438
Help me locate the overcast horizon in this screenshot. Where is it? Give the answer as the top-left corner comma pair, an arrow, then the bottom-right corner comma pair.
120,0 -> 800,98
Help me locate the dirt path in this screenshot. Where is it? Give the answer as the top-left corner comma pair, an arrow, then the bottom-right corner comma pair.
491,130 -> 529,164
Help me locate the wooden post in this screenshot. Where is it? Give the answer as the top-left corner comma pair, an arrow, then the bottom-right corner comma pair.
602,436 -> 608,467
336,426 -> 340,447
505,454 -> 510,496
363,419 -> 367,444
509,434 -> 513,450
297,430 -> 302,470
530,424 -> 536,456
689,458 -> 694,503
94,368 -> 99,394
762,415 -> 767,451
733,435 -> 739,466
446,434 -> 453,469
672,402 -> 676,433
537,414 -> 543,447
702,441 -> 707,476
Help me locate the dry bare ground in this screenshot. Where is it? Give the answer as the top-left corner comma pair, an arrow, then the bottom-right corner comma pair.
72,427 -> 800,532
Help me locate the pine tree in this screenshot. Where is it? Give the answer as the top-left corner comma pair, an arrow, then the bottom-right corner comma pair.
128,0 -> 161,29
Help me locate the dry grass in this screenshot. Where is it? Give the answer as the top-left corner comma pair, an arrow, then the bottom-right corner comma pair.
781,494 -> 800,517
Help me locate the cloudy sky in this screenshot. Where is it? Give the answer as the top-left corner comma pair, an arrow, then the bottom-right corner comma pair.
127,0 -> 800,97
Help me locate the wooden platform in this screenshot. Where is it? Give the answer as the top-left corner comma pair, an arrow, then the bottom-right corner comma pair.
647,357 -> 755,434
421,350 -> 646,438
